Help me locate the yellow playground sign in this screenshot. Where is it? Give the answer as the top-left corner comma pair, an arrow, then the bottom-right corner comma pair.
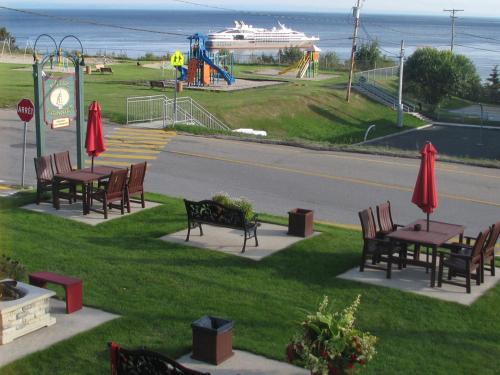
170,51 -> 184,67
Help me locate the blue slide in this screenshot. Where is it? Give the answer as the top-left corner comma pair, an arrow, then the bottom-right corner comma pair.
200,51 -> 235,85
177,66 -> 188,81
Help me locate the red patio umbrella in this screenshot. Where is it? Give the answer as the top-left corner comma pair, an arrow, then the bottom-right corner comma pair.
85,101 -> 106,172
411,142 -> 438,231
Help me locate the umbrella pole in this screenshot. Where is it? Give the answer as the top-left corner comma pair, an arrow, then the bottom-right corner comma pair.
91,155 -> 94,173
427,213 -> 430,232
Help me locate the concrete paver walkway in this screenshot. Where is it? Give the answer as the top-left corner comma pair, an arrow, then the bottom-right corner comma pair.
338,264 -> 499,305
0,299 -> 119,368
177,350 -> 308,375
161,223 -> 319,261
22,201 -> 160,226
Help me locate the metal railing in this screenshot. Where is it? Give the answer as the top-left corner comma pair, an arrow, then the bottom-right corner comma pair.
353,80 -> 415,113
354,66 -> 399,84
126,95 -> 230,131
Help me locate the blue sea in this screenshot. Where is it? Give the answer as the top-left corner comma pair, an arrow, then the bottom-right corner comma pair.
1,9 -> 499,79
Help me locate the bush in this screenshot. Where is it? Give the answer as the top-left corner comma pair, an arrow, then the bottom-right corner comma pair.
211,192 -> 254,221
279,47 -> 303,65
0,255 -> 26,280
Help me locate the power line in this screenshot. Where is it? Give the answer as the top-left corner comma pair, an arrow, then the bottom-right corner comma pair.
454,43 -> 500,54
457,32 -> 500,44
0,6 -> 190,37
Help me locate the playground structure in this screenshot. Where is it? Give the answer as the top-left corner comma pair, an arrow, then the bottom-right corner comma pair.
279,45 -> 320,79
179,33 -> 235,86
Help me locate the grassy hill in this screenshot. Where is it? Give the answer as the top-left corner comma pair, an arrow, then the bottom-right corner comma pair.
0,61 -> 424,144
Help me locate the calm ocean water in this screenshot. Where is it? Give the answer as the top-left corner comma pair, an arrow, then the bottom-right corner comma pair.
1,9 -> 499,79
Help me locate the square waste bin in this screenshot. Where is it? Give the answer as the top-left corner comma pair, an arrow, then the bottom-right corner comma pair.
288,208 -> 314,237
191,316 -> 234,365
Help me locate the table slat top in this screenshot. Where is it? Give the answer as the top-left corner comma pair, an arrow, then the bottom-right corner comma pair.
55,166 -> 125,183
29,271 -> 81,286
386,219 -> 465,246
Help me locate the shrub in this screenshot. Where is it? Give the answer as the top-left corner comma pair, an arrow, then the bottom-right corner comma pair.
211,192 -> 254,222
0,255 -> 26,280
286,295 -> 377,375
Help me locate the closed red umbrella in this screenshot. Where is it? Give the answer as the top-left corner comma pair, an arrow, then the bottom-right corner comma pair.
85,101 -> 106,172
411,142 -> 438,231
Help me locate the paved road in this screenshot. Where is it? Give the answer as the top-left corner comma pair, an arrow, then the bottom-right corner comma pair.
1,109 -> 499,234
368,124 -> 500,160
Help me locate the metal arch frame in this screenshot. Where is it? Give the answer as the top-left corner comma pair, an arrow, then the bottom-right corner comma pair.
32,34 -> 86,168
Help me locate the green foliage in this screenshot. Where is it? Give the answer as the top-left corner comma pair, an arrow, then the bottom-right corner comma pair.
319,52 -> 345,71
404,48 -> 482,107
211,192 -> 254,221
486,65 -> 500,103
0,255 -> 26,280
287,295 -> 377,375
137,52 -> 168,61
0,27 -> 16,48
279,47 -> 303,65
354,41 -> 394,71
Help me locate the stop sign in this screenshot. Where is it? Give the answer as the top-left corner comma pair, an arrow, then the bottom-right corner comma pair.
17,98 -> 35,123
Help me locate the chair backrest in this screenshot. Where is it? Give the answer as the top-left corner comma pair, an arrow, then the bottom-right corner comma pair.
53,151 -> 73,174
359,208 -> 377,240
128,162 -> 147,194
471,228 -> 491,266
109,342 -> 210,375
34,155 -> 54,182
484,221 -> 500,259
376,201 -> 394,234
106,169 -> 129,199
184,199 -> 246,228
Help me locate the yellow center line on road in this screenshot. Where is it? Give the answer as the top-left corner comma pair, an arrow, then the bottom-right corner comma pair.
115,128 -> 177,136
99,153 -> 157,160
106,137 -> 169,145
112,132 -> 176,140
106,142 -> 165,149
194,136 -> 500,181
85,160 -> 139,167
167,149 -> 500,208
107,135 -> 173,142
105,147 -> 160,154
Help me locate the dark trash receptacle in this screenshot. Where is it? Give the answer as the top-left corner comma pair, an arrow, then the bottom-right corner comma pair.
191,316 -> 234,365
288,208 -> 314,237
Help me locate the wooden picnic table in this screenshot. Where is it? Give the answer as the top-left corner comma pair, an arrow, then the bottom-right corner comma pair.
52,166 -> 122,214
386,219 -> 465,287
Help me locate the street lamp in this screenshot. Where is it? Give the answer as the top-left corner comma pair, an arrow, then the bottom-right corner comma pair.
477,103 -> 484,146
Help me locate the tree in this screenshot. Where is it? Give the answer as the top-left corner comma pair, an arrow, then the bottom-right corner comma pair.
278,47 -> 303,65
486,65 -> 500,103
355,41 -> 382,71
403,47 -> 481,107
0,27 -> 16,49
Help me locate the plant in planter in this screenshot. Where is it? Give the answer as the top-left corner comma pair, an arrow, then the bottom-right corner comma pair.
0,255 -> 26,280
286,295 -> 377,375
212,192 -> 254,222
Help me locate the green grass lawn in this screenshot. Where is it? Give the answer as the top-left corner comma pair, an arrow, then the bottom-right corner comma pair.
0,61 -> 423,144
1,192 -> 499,374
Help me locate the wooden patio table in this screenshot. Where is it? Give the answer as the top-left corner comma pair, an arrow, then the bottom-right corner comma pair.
386,219 -> 465,287
52,166 -> 122,214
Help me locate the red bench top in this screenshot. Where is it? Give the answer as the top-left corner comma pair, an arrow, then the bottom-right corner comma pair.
29,272 -> 82,286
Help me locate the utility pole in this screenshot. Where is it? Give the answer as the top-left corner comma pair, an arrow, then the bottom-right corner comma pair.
397,40 -> 405,128
346,0 -> 363,103
444,9 -> 464,52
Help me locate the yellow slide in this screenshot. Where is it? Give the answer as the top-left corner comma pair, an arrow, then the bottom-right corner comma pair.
279,54 -> 308,76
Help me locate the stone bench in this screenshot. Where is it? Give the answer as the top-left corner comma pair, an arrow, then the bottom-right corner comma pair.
29,272 -> 83,314
184,199 -> 259,253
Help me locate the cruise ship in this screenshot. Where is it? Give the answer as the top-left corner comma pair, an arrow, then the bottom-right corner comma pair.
206,21 -> 320,50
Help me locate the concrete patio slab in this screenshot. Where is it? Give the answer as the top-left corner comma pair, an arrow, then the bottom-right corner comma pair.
21,201 -> 161,226
160,223 -> 319,261
0,298 -> 119,368
177,350 -> 308,375
338,265 -> 500,305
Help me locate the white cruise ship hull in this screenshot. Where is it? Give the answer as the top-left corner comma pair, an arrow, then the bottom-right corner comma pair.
206,39 -> 317,50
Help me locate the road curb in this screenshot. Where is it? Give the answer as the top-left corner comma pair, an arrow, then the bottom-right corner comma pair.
353,123 -> 433,146
433,122 -> 500,131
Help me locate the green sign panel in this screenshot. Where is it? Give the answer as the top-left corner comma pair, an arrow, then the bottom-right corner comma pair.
42,73 -> 77,128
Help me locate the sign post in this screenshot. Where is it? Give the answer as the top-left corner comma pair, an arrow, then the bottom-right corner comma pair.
16,98 -> 35,188
170,51 -> 185,126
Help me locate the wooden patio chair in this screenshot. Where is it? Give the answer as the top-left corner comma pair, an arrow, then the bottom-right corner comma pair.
34,155 -> 73,205
438,228 -> 490,293
53,151 -> 78,200
481,221 -> 500,282
377,201 -> 423,265
126,162 -> 147,213
108,342 -> 210,375
359,208 -> 404,279
90,169 -> 128,219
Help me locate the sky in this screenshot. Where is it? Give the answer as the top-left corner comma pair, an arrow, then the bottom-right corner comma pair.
2,0 -> 500,18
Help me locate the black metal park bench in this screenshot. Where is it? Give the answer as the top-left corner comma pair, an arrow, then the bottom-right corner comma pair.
184,199 -> 259,253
